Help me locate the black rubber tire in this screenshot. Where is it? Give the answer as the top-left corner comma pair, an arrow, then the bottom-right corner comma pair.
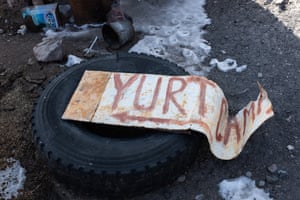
32,53 -> 200,197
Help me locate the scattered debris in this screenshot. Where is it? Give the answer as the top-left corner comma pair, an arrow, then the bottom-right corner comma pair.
33,37 -> 63,62
177,175 -> 186,183
84,36 -> 98,56
17,25 -> 27,35
285,115 -> 293,122
277,169 -> 288,178
210,58 -> 238,72
65,55 -> 84,67
0,158 -> 26,200
219,176 -> 272,200
21,3 -> 61,32
287,144 -> 295,151
45,28 -> 101,40
267,164 -> 278,173
210,58 -> 247,73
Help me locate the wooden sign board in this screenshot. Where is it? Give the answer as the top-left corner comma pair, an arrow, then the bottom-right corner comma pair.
62,71 -> 274,160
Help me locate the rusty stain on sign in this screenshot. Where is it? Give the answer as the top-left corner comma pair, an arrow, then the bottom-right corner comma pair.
62,71 -> 274,160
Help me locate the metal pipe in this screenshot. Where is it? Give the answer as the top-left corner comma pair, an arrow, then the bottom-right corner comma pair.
102,19 -> 135,49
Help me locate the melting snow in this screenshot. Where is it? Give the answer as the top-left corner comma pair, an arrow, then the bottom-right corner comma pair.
65,54 -> 85,67
210,58 -> 247,73
219,176 -> 272,200
122,0 -> 211,75
0,158 -> 26,200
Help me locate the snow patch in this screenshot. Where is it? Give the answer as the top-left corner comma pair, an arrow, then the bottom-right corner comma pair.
210,58 -> 247,73
122,0 -> 211,75
65,55 -> 84,67
0,158 -> 26,200
219,176 -> 272,200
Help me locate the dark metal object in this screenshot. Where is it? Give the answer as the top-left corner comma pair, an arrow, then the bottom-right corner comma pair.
102,19 -> 135,49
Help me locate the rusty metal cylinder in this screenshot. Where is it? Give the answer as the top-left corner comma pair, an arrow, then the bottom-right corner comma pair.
102,19 -> 135,49
68,0 -> 113,24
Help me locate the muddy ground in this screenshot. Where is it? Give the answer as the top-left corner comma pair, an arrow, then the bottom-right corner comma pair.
0,0 -> 300,199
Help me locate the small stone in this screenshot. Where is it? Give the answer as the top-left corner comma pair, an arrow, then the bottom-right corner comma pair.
267,164 -> 278,173
17,25 -> 27,35
0,28 -> 4,34
0,68 -> 6,75
258,180 -> 266,187
177,175 -> 186,183
287,145 -> 295,151
195,194 -> 204,200
245,171 -> 252,177
277,170 -> 288,178
290,154 -> 295,158
258,72 -> 263,78
27,58 -> 35,66
285,115 -> 292,122
266,175 -> 279,184
33,38 -> 64,62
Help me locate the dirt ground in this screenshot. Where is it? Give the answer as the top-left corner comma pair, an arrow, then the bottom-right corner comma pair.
0,0 -> 300,199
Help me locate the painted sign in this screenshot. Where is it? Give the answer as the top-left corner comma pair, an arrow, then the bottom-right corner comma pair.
62,71 -> 274,160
